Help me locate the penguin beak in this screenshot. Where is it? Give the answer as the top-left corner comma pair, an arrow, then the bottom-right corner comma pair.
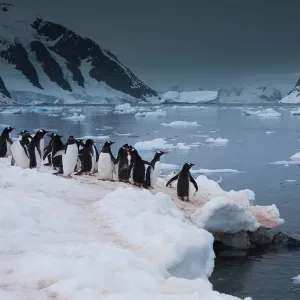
162,151 -> 168,155
191,163 -> 195,166
47,134 -> 52,137
111,141 -> 116,144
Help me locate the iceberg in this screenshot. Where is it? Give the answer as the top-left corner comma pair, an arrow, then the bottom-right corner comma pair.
160,90 -> 218,104
242,108 -> 282,118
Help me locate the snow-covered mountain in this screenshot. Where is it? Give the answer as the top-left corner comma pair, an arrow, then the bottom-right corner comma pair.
0,3 -> 158,104
280,78 -> 300,103
217,86 -> 282,103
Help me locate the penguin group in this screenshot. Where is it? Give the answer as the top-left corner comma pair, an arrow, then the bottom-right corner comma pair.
1,126 -> 199,200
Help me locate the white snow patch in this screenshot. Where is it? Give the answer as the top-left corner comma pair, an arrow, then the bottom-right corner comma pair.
205,137 -> 229,146
161,121 -> 201,128
242,108 -> 282,118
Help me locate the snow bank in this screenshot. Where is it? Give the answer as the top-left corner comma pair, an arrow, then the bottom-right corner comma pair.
205,137 -> 229,146
161,121 -> 201,128
62,113 -> 86,120
0,157 -> 250,300
242,108 -> 282,118
161,90 -> 218,104
135,109 -> 166,118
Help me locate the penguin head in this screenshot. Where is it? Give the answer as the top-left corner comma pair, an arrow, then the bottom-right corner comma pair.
67,136 -> 76,144
35,129 -> 49,139
183,162 -> 195,171
84,139 -> 94,147
103,141 -> 115,148
75,138 -> 84,147
48,133 -> 63,139
154,150 -> 167,161
2,126 -> 15,136
19,129 -> 30,136
122,143 -> 133,152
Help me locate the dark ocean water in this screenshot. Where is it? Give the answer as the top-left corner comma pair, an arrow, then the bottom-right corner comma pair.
1,104 -> 300,299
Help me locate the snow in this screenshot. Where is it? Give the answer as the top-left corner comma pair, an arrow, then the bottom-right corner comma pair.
205,137 -> 229,146
61,113 -> 86,120
242,108 -> 282,118
160,90 -> 218,104
161,121 -> 201,128
135,109 -> 166,118
0,157 -> 254,300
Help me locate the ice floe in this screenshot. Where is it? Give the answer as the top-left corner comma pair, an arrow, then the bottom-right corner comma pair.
62,113 -> 86,120
205,137 -> 229,146
135,109 -> 166,118
242,108 -> 282,118
161,121 -> 201,128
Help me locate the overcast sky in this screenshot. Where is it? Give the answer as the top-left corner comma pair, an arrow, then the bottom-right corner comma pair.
9,0 -> 300,91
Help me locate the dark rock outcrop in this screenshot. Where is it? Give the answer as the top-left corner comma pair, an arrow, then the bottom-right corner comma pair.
30,40 -> 72,92
0,75 -> 10,98
1,41 -> 43,90
273,232 -> 300,248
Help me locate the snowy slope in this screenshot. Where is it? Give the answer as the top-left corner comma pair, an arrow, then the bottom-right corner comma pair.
160,90 -> 218,104
0,3 -> 158,104
0,157 -> 255,300
280,78 -> 300,103
217,86 -> 282,103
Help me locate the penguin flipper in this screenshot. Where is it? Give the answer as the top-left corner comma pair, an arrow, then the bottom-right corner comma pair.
189,174 -> 198,192
75,171 -> 83,176
142,160 -> 152,166
166,173 -> 179,187
53,150 -> 65,158
43,145 -> 52,160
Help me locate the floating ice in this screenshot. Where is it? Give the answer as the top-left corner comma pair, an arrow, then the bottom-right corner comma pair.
134,138 -> 174,151
114,132 -> 132,136
114,103 -> 138,115
161,121 -> 201,128
161,163 -> 180,170
290,152 -> 300,161
265,131 -> 275,135
191,168 -> 240,174
135,109 -> 166,118
242,108 -> 282,118
285,179 -> 297,182
79,135 -> 110,140
290,109 -> 300,116
205,137 -> 229,146
62,113 -> 86,120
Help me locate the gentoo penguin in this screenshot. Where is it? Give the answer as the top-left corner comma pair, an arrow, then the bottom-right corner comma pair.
166,162 -> 198,201
11,130 -> 31,168
48,133 -> 64,170
76,139 -> 97,175
98,141 -> 117,180
115,143 -> 132,182
144,151 -> 167,189
75,139 -> 85,172
62,136 -> 79,178
0,126 -> 14,157
128,147 -> 151,186
28,129 -> 48,169
43,133 -> 55,166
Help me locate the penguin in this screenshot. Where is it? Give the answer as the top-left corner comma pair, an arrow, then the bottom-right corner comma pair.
128,147 -> 151,186
43,133 -> 55,166
98,140 -> 117,180
144,151 -> 167,189
28,129 -> 49,169
115,143 -> 132,182
11,130 -> 31,168
93,143 -> 99,173
49,133 -> 64,170
166,162 -> 198,201
75,139 -> 97,175
0,126 -> 14,157
62,136 -> 79,178
75,139 -> 85,172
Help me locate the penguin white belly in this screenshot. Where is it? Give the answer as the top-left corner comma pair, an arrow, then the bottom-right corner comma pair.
40,138 -> 45,158
6,140 -> 11,156
150,161 -> 161,187
98,153 -> 114,180
63,144 -> 78,176
11,141 -> 30,169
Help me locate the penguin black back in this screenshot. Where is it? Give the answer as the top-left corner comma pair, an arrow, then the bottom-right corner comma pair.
144,151 -> 167,189
28,129 -> 48,168
166,162 -> 198,200
128,147 -> 151,186
116,143 -> 132,181
0,126 -> 14,157
77,139 -> 94,174
51,134 -> 64,169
